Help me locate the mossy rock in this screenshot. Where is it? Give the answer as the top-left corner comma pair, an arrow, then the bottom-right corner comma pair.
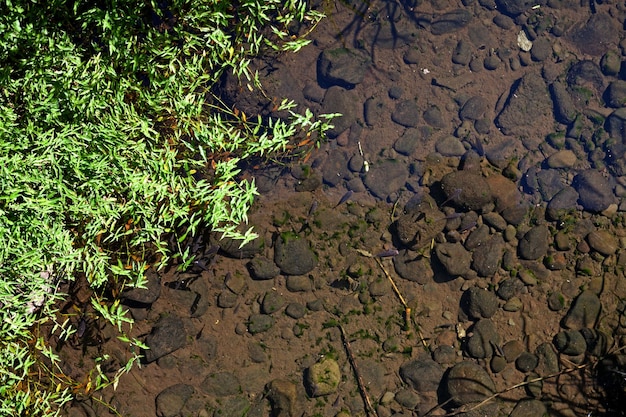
305,358 -> 341,397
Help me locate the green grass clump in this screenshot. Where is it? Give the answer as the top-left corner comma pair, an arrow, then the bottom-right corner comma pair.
0,0 -> 336,415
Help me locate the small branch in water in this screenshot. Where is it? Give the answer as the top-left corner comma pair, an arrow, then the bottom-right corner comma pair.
338,324 -> 378,417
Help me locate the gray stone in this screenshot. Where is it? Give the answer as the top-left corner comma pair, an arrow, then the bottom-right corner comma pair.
144,315 -> 187,363
515,352 -> 539,373
266,379 -> 297,417
445,361 -> 495,406
497,278 -> 524,301
460,96 -> 489,121
535,342 -> 560,375
466,319 -> 500,359
495,73 -> 552,138
463,287 -> 498,319
481,212 -> 507,231
248,256 -> 281,280
391,100 -> 420,128
452,40 -> 472,65
286,276 -> 312,292
490,356 -> 507,373
393,195 -> 446,250
580,328 -> 613,357
202,372 -> 241,397
317,48 -> 371,88
388,86 -> 403,100
348,154 -> 364,173
474,117 -> 491,134
536,168 -> 566,201
435,136 -> 466,157
302,82 -> 325,103
393,127 -> 431,156
217,234 -> 263,259
364,97 -> 385,127
285,303 -> 306,319
464,224 -> 490,251
483,55 -> 501,71
526,372 -> 543,398
440,171 -> 493,211
569,12 -> 618,56
471,235 -> 504,277
601,51 -> 621,76
509,399 -> 547,417
274,233 -> 317,275
553,330 -> 587,356
262,291 -> 285,314
122,269 -> 161,304
305,358 -> 341,397
606,80 -> 626,108
423,105 -> 447,129
248,342 -> 268,363
547,149 -> 577,169
493,14 -> 514,29
393,250 -> 434,284
549,82 -> 577,124
247,314 -> 275,334
155,384 -> 194,417
587,230 -> 618,256
217,290 -> 238,308
608,97 -> 626,132
547,292 -> 566,311
225,272 -> 246,294
394,389 -> 420,409
518,225 -> 550,260
321,148 -> 351,186
321,87 -> 358,138
399,354 -> 445,392
503,297 -> 523,312
546,186 -> 578,221
563,290 -> 601,329
530,37 -> 551,62
433,345 -> 457,365
435,242 -> 472,277
502,340 -> 524,363
211,396 -> 250,417
566,60 -> 605,103
363,159 -> 409,200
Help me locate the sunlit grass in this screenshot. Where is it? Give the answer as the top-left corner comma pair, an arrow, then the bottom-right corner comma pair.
0,1 -> 335,414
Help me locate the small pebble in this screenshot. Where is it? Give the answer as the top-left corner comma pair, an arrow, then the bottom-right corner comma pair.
491,355 -> 507,373
547,150 -> 577,168
503,297 -> 523,312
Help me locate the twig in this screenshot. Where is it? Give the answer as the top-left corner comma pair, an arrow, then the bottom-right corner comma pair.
356,248 -> 429,350
338,325 -> 378,417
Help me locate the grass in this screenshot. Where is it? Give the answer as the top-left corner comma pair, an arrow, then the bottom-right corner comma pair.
0,0 -> 336,415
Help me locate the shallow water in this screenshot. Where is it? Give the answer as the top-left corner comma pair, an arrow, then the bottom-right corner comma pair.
63,2 -> 626,416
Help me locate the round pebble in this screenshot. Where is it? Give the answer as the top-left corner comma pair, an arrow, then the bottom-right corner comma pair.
587,230 -> 618,256
490,356 -> 507,373
547,150 -> 577,168
502,340 -> 524,362
515,352 -> 539,372
285,303 -> 306,319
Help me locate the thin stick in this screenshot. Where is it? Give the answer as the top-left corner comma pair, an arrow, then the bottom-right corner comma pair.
373,256 -> 407,308
338,325 -> 378,417
373,256 -> 429,350
356,248 -> 429,350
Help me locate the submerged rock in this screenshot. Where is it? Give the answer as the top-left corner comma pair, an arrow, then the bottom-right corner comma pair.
445,361 -> 495,406
399,355 -> 444,392
305,358 -> 341,397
